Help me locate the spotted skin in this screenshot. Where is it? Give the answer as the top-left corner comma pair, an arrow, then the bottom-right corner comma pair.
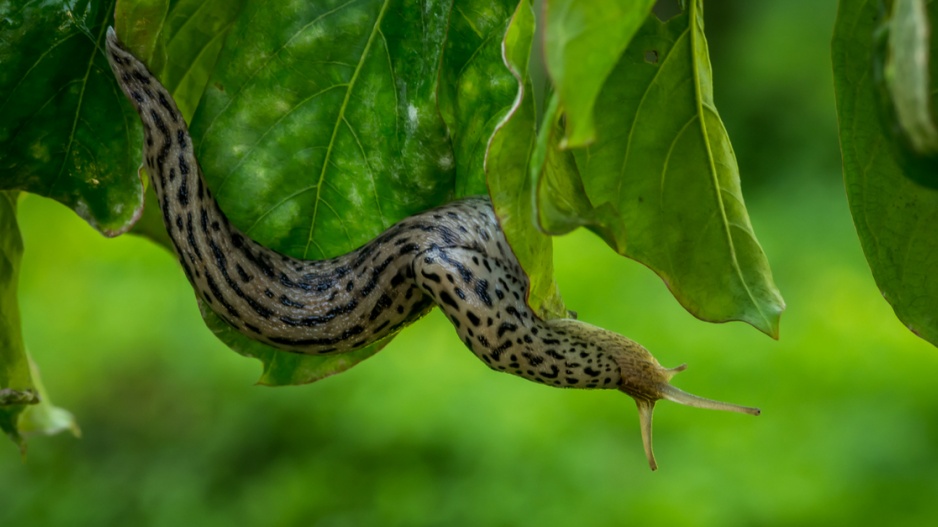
105,28 -> 759,470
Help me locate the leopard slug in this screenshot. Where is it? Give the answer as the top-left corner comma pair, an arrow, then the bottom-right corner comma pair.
105,27 -> 758,470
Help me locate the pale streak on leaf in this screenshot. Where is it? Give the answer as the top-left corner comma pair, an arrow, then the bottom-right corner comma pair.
214,83 -> 348,194
195,0 -> 361,150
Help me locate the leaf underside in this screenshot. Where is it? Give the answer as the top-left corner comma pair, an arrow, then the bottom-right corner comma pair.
834,0 -> 938,347
534,1 -> 784,337
542,0 -> 656,148
0,0 -> 144,236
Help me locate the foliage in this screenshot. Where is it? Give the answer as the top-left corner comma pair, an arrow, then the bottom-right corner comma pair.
833,0 -> 938,345
4,0 -> 938,524
4,174 -> 938,526
535,3 -> 783,335
0,1 -> 144,235
0,0 -> 935,471
0,0 -> 786,447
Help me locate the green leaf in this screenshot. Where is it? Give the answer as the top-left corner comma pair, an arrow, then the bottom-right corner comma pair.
485,0 -> 565,318
114,0 -> 169,70
0,0 -> 145,236
884,0 -> 938,155
115,0 -> 247,247
189,0 -> 455,259
115,0 -> 248,123
531,91 -> 618,246
439,0 -> 519,197
0,191 -> 33,451
537,2 -> 784,337
542,0 -> 655,147
834,0 -> 938,346
120,0 -> 462,384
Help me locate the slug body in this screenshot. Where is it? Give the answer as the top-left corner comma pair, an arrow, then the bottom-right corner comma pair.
105,28 -> 758,470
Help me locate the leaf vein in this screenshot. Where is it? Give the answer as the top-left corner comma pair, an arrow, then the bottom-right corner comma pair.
304,0 -> 391,259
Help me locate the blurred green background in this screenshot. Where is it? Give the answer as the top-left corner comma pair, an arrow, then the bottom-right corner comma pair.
4,1 -> 938,525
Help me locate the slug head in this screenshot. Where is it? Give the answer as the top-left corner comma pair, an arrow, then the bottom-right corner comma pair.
553,320 -> 760,471
612,336 -> 760,471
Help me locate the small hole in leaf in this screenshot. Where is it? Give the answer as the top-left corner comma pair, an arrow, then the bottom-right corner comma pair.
644,50 -> 659,64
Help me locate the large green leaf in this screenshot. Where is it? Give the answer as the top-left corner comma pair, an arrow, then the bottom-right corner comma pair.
189,0 -> 455,258
114,0 -> 168,70
834,0 -> 938,346
114,0 -> 247,247
116,0 -> 465,384
536,1 -> 784,337
542,0 -> 655,147
117,0 -> 248,121
439,0 -> 519,197
0,0 -> 144,236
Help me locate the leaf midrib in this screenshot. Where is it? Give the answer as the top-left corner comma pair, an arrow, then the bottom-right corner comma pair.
688,0 -> 774,329
304,0 -> 392,259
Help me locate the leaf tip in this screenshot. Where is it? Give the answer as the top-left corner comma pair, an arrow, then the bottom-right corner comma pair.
754,299 -> 785,340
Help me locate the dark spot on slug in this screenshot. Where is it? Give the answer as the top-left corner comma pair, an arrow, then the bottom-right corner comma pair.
496,322 -> 518,338
157,91 -> 177,121
132,69 -> 151,84
475,279 -> 492,307
421,270 -> 441,283
541,365 -> 560,379
185,212 -> 202,260
280,295 -> 305,308
438,291 -> 459,310
369,293 -> 394,321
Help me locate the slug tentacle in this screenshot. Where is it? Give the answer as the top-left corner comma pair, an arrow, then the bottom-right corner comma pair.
658,381 -> 762,416
639,373 -> 760,470
105,27 -> 758,470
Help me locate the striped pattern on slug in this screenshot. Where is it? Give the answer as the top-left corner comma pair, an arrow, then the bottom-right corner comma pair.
105,27 -> 759,470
